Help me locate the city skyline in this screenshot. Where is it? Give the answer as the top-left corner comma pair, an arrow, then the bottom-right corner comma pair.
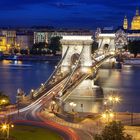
0,0 -> 140,29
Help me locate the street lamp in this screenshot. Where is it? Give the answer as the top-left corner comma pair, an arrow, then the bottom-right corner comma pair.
51,101 -> 56,112
30,89 -> 35,100
104,95 -> 121,121
101,110 -> 114,124
41,83 -> 44,87
108,95 -> 121,110
108,95 -> 121,103
69,102 -> 77,112
1,99 -> 6,104
1,123 -> 14,139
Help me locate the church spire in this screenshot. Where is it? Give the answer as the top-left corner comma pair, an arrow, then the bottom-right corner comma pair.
136,7 -> 139,16
123,15 -> 128,29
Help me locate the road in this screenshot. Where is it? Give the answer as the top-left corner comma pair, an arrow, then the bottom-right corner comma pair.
9,76 -> 80,140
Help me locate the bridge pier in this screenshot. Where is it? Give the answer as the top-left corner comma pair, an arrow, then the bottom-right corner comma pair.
63,79 -> 104,113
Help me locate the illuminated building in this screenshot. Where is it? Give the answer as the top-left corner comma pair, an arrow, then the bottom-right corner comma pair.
123,16 -> 128,29
16,33 -> 34,50
34,30 -> 92,44
95,26 -> 140,51
34,32 -> 48,44
123,7 -> 140,30
131,7 -> 140,30
0,36 -> 7,52
1,30 -> 16,48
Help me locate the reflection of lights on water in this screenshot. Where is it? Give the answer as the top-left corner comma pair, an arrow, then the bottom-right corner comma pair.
14,60 -> 18,64
124,65 -> 132,68
123,65 -> 132,73
2,60 -> 23,65
2,60 -> 10,65
14,61 -> 22,65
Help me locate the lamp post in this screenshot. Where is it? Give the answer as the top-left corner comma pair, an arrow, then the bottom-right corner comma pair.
1,123 -> 14,139
1,99 -> 6,104
69,102 -> 77,112
51,101 -> 56,112
108,95 -> 121,111
0,99 -> 7,111
30,89 -> 34,99
105,95 -> 121,121
102,110 -> 114,124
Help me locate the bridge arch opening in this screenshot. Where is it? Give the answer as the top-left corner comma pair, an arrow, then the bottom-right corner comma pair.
70,53 -> 80,66
104,44 -> 109,50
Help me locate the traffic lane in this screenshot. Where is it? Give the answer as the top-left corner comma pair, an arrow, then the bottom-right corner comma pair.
14,120 -> 79,140
24,103 -> 79,140
37,112 -> 80,140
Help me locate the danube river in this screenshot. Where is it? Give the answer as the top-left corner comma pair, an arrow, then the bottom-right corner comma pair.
0,60 -> 140,113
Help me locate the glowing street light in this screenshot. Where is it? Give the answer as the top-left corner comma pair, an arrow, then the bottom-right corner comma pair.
1,123 -> 14,139
51,101 -> 56,112
31,89 -> 34,93
101,110 -> 114,123
69,102 -> 77,112
108,95 -> 121,104
41,83 -> 44,87
1,99 -> 6,104
1,124 -> 7,130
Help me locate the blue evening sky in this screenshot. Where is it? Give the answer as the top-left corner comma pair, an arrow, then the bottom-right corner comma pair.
0,0 -> 140,29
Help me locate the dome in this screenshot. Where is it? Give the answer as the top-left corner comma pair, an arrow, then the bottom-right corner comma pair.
131,8 -> 140,30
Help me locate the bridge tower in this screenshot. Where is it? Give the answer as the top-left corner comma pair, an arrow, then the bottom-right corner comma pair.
59,35 -> 103,113
60,35 -> 93,72
98,33 -> 116,54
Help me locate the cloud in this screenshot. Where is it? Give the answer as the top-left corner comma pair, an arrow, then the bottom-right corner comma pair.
48,2 -> 80,8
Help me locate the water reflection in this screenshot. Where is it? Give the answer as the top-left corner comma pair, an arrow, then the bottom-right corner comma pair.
0,60 -> 140,113
0,60 -> 57,103
98,65 -> 140,113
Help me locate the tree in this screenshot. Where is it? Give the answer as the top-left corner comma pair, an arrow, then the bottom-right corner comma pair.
30,42 -> 48,55
92,41 -> 98,53
94,121 -> 132,140
127,41 -> 140,58
20,49 -> 29,55
49,36 -> 62,55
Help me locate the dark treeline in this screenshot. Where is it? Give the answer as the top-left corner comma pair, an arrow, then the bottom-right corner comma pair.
124,40 -> 140,57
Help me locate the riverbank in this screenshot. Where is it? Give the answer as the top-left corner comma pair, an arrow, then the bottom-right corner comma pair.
1,54 -> 61,61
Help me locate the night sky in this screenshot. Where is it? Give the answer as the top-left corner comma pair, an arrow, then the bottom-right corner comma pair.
0,0 -> 140,29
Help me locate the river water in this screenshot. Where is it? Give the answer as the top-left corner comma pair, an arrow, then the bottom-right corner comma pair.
0,60 -> 140,113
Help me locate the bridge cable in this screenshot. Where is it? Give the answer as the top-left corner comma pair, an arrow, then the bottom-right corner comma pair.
32,45 -> 70,97
44,45 -> 70,86
59,44 -> 85,96
61,54 -> 113,102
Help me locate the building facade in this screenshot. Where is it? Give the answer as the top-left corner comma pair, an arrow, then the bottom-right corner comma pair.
0,36 -> 7,52
96,26 -> 140,51
1,30 -> 16,48
34,32 -> 48,44
16,33 -> 34,50
34,30 -> 93,44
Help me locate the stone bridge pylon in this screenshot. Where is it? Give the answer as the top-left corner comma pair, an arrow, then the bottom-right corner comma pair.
60,35 -> 93,72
